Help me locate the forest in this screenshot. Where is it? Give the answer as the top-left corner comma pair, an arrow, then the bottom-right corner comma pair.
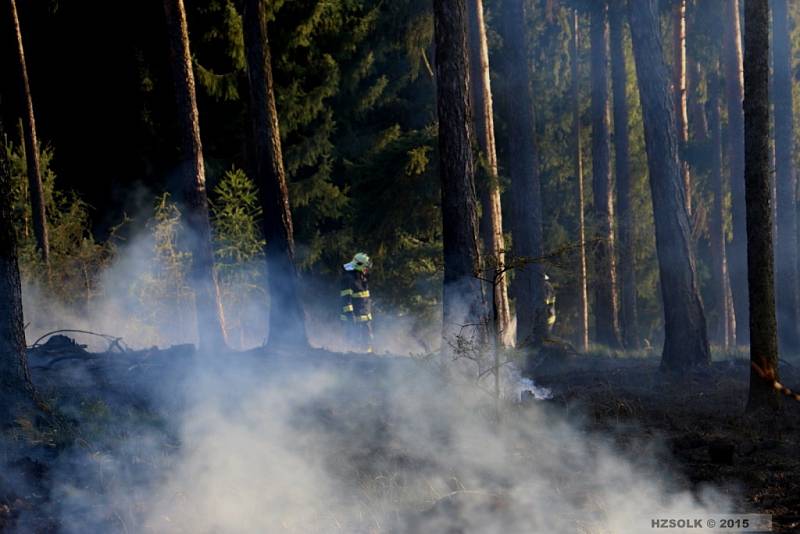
1,0 -> 800,532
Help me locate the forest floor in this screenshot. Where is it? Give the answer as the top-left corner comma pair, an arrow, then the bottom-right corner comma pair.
1,336 -> 799,533
532,347 -> 800,533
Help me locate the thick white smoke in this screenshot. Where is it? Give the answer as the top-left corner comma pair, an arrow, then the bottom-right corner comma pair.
27,348 -> 731,534
14,227 -> 733,534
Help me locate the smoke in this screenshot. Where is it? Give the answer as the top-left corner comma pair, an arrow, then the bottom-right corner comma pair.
13,342 -> 731,534
8,219 -> 733,534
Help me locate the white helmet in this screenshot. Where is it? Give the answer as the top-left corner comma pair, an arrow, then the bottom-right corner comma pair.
344,252 -> 371,272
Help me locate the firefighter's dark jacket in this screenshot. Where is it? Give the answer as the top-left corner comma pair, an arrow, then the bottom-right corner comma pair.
340,268 -> 372,322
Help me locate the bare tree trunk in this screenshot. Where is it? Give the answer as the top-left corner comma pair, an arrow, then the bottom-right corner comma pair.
163,0 -> 228,352
433,0 -> 484,346
499,0 -> 546,356
744,0 -> 780,410
243,0 -> 308,348
708,60 -> 734,349
628,0 -> 710,371
0,137 -> 37,428
609,1 -> 638,350
9,0 -> 48,265
770,0 -> 800,354
570,9 -> 589,353
724,0 -> 749,346
468,0 -> 511,346
726,268 -> 737,345
590,1 -> 622,349
673,0 -> 692,215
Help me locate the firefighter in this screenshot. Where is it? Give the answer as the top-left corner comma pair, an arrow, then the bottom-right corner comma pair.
340,252 -> 374,353
543,273 -> 556,335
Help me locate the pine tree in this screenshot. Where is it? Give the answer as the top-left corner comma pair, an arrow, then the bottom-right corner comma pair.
673,0 -> 692,215
500,0 -> 546,351
724,0 -> 748,346
163,0 -> 228,352
243,0 -> 308,348
609,0 -> 638,349
744,0 -> 780,411
589,0 -> 621,349
468,0 -> 511,346
433,0 -> 484,345
0,135 -> 36,427
628,0 -> 710,371
570,7 -> 589,353
9,0 -> 48,265
708,58 -> 734,349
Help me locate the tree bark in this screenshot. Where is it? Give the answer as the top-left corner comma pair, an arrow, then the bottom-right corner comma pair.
628,0 -> 710,371
590,1 -> 622,349
243,0 -> 308,348
708,60 -> 734,349
744,0 -> 780,410
724,0 -> 749,345
570,9 -> 589,353
163,0 -> 228,352
0,137 -> 36,428
609,1 -> 638,350
433,0 -> 484,346
9,0 -> 48,265
468,0 -> 511,346
770,0 -> 800,353
673,0 -> 692,215
499,0 -> 546,354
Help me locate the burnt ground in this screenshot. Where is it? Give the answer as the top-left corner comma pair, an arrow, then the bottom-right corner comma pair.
1,336 -> 800,533
531,349 -> 800,533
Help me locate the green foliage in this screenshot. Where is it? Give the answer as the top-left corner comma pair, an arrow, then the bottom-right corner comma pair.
211,168 -> 267,348
194,0 -> 246,102
132,175 -> 269,348
211,167 -> 264,264
5,137 -> 117,310
129,193 -> 194,345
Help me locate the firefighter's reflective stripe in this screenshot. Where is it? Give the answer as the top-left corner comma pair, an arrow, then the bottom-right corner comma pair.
352,290 -> 370,299
545,297 -> 556,305
547,314 -> 556,326
340,289 -> 353,297
340,314 -> 350,321
342,304 -> 354,313
355,313 -> 373,322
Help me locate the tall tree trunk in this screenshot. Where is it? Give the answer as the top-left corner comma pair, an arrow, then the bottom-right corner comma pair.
609,1 -> 638,350
724,0 -> 749,345
590,1 -> 622,349
744,0 -> 780,410
570,9 -> 589,353
628,0 -> 710,371
708,60 -> 734,349
770,0 -> 800,354
468,0 -> 512,346
433,0 -> 484,346
243,0 -> 308,348
9,0 -> 48,265
163,0 -> 227,352
673,0 -> 692,215
0,137 -> 36,427
499,0 -> 546,356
